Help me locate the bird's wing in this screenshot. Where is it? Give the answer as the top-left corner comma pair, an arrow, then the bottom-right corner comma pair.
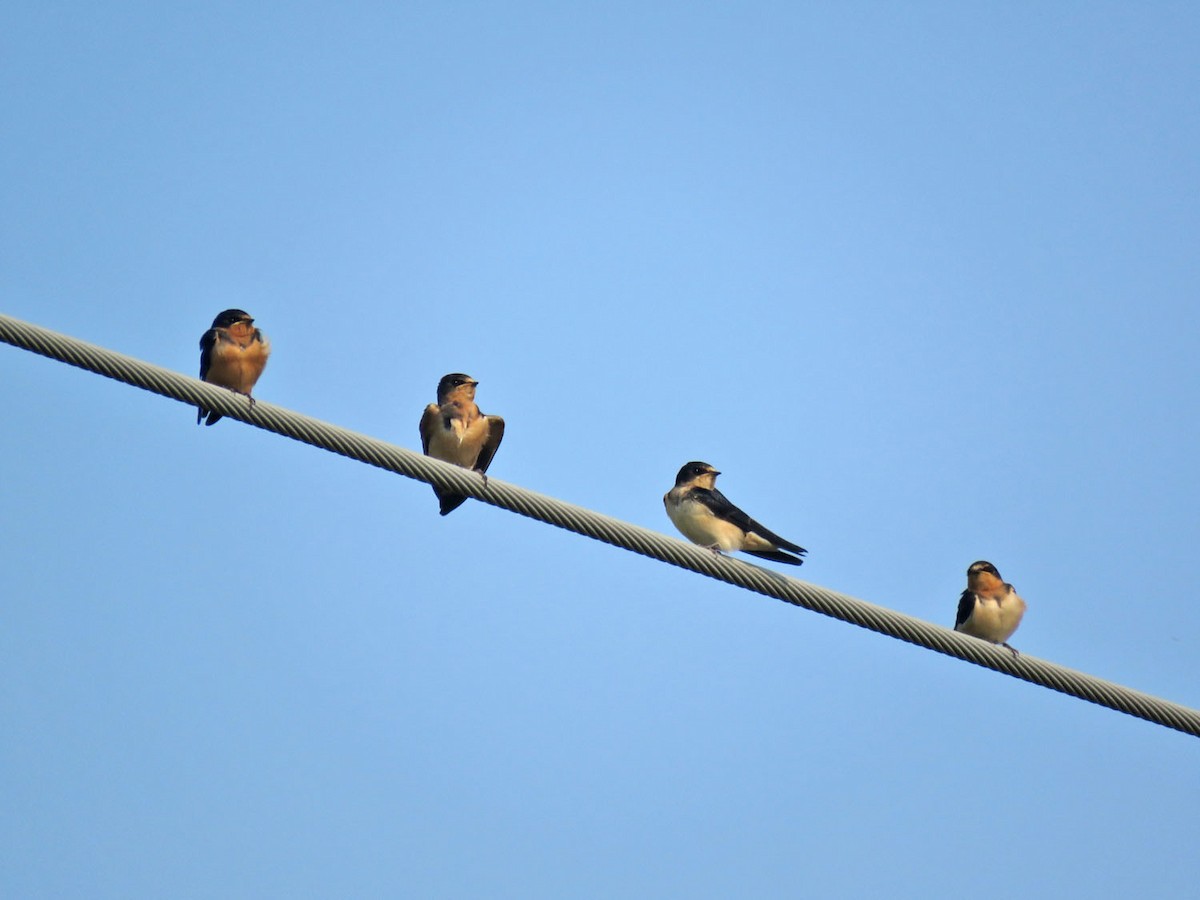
954,590 -> 975,628
698,488 -> 806,556
197,329 -> 219,424
418,404 -> 439,455
474,415 -> 505,473
198,328 -> 218,380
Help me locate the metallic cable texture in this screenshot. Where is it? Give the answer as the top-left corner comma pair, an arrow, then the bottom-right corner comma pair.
3,311 -> 1197,738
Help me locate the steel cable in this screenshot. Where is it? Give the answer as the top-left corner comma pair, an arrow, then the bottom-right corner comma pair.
3,311 -> 1197,738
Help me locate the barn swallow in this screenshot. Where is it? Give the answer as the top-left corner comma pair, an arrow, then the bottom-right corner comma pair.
663,461 -> 807,565
418,373 -> 505,515
196,309 -> 270,426
954,560 -> 1027,655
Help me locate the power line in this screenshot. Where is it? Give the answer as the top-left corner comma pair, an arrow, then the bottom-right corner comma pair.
3,310 -> 1198,738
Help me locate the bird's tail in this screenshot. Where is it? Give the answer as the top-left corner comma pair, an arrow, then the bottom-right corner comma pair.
744,549 -> 805,566
434,486 -> 469,516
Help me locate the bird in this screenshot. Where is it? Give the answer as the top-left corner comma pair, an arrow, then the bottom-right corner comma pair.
663,461 -> 807,565
954,560 -> 1027,655
196,309 -> 270,426
419,373 -> 505,515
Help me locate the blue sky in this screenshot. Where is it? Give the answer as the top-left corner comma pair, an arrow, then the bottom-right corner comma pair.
3,2 -> 1198,897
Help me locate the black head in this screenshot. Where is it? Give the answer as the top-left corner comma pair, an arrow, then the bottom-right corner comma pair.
967,560 -> 1000,578
436,373 -> 478,402
211,309 -> 254,328
674,461 -> 720,486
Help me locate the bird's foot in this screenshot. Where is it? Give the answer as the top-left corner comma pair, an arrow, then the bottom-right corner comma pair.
474,469 -> 489,488
1001,642 -> 1020,657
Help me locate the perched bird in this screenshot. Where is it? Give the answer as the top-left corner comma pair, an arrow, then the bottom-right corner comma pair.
663,461 -> 807,565
419,373 -> 505,515
196,309 -> 270,426
954,560 -> 1027,655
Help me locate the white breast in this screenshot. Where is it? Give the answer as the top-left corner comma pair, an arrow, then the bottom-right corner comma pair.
666,494 -> 745,552
958,589 -> 1026,643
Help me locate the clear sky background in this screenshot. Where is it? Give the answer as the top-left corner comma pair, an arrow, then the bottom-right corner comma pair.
3,3 -> 1198,897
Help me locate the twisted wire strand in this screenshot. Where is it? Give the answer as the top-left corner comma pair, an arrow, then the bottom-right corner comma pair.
3,311 -> 1198,738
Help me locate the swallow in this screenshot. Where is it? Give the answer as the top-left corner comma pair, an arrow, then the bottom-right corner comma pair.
196,309 -> 270,426
418,373 -> 505,515
663,461 -> 807,565
954,560 -> 1027,655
